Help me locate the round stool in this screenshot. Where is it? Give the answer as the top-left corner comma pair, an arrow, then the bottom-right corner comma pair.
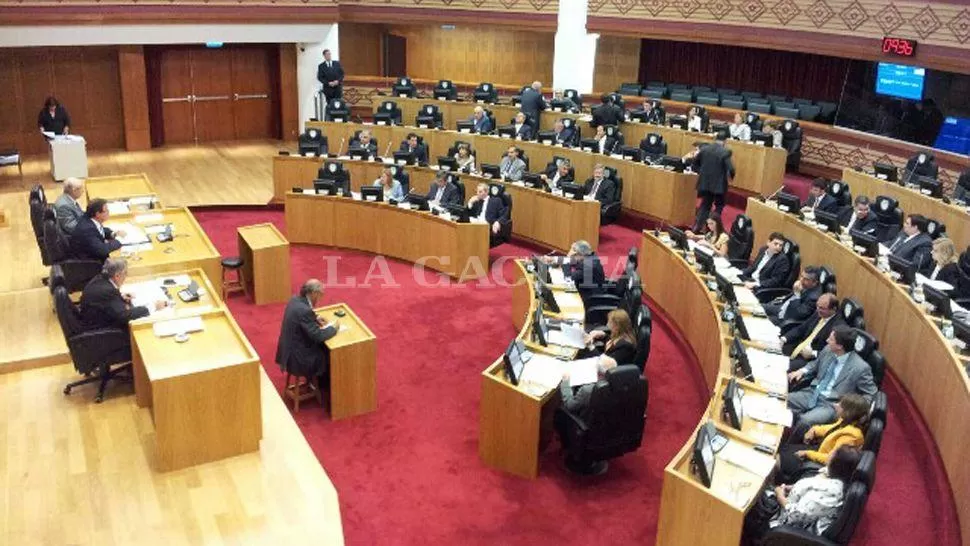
221,256 -> 246,300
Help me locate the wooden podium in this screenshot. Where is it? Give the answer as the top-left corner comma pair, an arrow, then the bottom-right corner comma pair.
237,223 -> 291,305
315,303 -> 378,420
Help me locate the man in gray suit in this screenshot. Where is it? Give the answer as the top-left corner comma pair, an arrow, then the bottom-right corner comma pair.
499,146 -> 526,181
53,177 -> 85,234
786,326 -> 876,437
276,279 -> 339,387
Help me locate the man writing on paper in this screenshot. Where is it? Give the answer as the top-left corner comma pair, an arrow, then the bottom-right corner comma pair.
80,258 -> 167,331
53,177 -> 86,234
70,198 -> 127,262
276,279 -> 340,390
316,49 -> 344,102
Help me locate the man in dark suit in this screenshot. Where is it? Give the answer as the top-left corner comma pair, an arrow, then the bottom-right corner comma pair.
631,98 -> 665,125
276,279 -> 339,385
742,232 -> 790,292
70,198 -> 124,261
787,326 -> 877,437
685,135 -> 735,231
561,240 -> 606,304
887,213 -> 934,273
426,171 -> 460,206
518,81 -> 546,132
764,265 -> 823,326
590,94 -> 623,128
840,195 -> 879,235
79,258 -> 165,331
540,159 -> 573,190
350,129 -> 378,158
398,133 -> 428,165
470,106 -> 493,134
552,119 -> 576,146
53,177 -> 85,234
316,49 -> 344,102
512,112 -> 533,141
467,183 -> 507,244
583,164 -> 617,206
782,293 -> 843,369
803,178 -> 839,214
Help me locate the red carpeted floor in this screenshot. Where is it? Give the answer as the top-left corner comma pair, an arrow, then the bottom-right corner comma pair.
193,192 -> 958,545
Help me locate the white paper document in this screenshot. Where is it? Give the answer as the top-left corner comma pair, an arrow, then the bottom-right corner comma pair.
717,439 -> 776,478
735,286 -> 762,310
121,280 -> 168,311
916,273 -> 954,291
518,354 -> 566,391
152,316 -> 204,337
567,357 -> 600,387
546,323 -> 586,349
103,222 -> 150,246
878,243 -> 891,256
143,223 -> 173,235
745,348 -> 790,391
742,315 -> 781,345
549,266 -> 567,285
742,395 -> 793,427
134,213 -> 164,224
106,201 -> 130,215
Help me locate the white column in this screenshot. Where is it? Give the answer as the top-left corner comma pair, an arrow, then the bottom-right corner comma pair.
296,25 -> 340,128
553,0 -> 598,94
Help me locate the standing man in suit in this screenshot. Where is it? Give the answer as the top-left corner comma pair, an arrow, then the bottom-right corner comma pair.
540,159 -> 573,190
426,171 -> 460,206
887,214 -> 934,273
500,146 -> 526,181
764,266 -> 823,325
685,135 -> 735,231
316,49 -> 344,102
276,279 -> 340,391
553,119 -> 576,146
787,326 -> 877,437
782,294 -> 843,368
70,198 -> 125,261
841,195 -> 879,235
53,177 -> 85,234
512,112 -> 533,141
398,133 -> 428,165
583,164 -> 617,206
518,81 -> 546,133
591,94 -> 624,128
803,178 -> 838,214
80,258 -> 166,331
742,232 -> 790,292
470,106 -> 492,134
467,183 -> 506,243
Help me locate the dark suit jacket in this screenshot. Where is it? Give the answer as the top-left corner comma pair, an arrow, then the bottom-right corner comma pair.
514,124 -> 533,140
583,177 -> 617,205
743,247 -> 791,290
468,196 -> 506,224
804,193 -> 839,214
70,217 -> 121,261
934,262 -> 961,291
38,106 -> 71,134
555,126 -> 576,145
563,254 -> 606,302
692,143 -> 735,195
350,141 -> 378,158
639,137 -> 666,157
275,296 -> 337,377
604,338 -> 637,365
772,284 -> 822,323
316,60 -> 345,96
398,142 -> 428,164
633,106 -> 665,125
784,315 -> 844,356
888,232 -> 934,273
597,135 -> 621,155
472,115 -> 493,134
79,274 -> 149,331
518,88 -> 546,120
426,183 -> 461,206
840,211 -> 879,235
591,104 -> 623,128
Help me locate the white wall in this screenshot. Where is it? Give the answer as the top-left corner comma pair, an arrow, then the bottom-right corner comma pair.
296,29 -> 340,129
553,0 -> 597,94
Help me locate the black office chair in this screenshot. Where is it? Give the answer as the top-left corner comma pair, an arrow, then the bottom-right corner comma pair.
416,104 -> 443,129
43,210 -> 102,293
628,246 -> 639,270
600,165 -> 623,226
324,99 -> 350,122
755,239 -> 800,302
744,112 -> 763,131
839,298 -> 866,330
433,79 -> 457,101
925,218 -> 946,240
392,77 -> 417,98
298,128 -> 329,156
374,100 -> 402,126
639,133 -> 667,159
632,307 -> 652,372
473,82 -> 498,104
555,365 -> 648,475
762,481 -> 869,546
780,120 -> 803,170
349,130 -> 379,152
863,417 -> 885,455
53,285 -> 133,403
617,82 -> 643,97
29,195 -> 51,267
818,266 -> 837,295
869,390 -> 888,424
852,449 -> 878,493
826,179 -> 852,216
388,165 -> 410,195
727,214 -> 755,268
873,196 -> 903,242
560,118 -> 581,146
447,141 -> 475,159
447,174 -> 465,203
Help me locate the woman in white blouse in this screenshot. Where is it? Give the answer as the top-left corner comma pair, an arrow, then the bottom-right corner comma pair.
769,446 -> 860,535
453,144 -> 476,174
687,106 -> 704,132
729,112 -> 751,141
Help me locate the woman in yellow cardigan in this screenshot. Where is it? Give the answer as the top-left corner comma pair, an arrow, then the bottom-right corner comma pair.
776,393 -> 869,484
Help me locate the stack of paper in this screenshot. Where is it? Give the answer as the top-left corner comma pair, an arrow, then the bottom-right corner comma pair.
106,201 -> 130,215
718,439 -> 776,478
742,396 -> 793,427
129,196 -> 155,209
916,273 -> 954,291
746,348 -> 789,391
735,286 -> 762,310
518,354 -> 565,391
743,315 -> 782,346
566,357 -> 600,387
152,316 -> 204,337
546,323 -> 586,349
549,267 -> 567,285
122,280 -> 168,311
104,222 -> 150,246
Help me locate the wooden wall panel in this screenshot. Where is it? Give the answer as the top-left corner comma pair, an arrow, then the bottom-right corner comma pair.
0,46 -> 124,155
338,22 -> 385,77
279,44 -> 299,141
118,45 -> 151,150
593,35 -> 640,95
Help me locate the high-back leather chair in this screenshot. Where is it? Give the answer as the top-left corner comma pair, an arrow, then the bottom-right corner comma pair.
43,209 -> 102,292
727,214 -> 754,268
869,390 -> 888,424
818,266 -> 837,295
473,82 -> 498,104
762,481 -> 869,546
29,196 -> 51,266
374,100 -> 402,125
298,129 -> 329,156
852,450 -> 877,492
864,417 -> 885,454
873,195 -> 903,242
632,307 -> 653,372
487,184 -> 513,246
392,77 -> 416,98
433,79 -> 457,101
350,130 -> 379,152
53,285 -> 134,403
756,239 -> 800,301
560,118 -> 580,146
599,166 -> 623,225
627,246 -> 639,270
416,104 -> 443,129
839,297 -> 866,330
388,165 -> 410,195
324,99 -> 350,122
827,179 -> 852,211
925,218 -> 946,240
557,365 -> 648,474
780,119 -> 803,169
744,112 -> 763,131
639,133 -> 667,158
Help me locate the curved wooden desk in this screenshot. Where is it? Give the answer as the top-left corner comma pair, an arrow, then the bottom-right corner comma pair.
745,198 -> 970,544
302,121 -> 699,225
85,173 -> 161,210
284,191 -> 489,281
274,155 -> 600,253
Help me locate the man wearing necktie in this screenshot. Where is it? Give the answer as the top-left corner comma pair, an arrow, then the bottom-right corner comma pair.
316,49 -> 345,102
499,146 -> 526,181
802,178 -> 838,214
70,198 -> 126,262
583,165 -> 616,206
785,326 -> 877,439
886,214 -> 934,274
53,177 -> 86,234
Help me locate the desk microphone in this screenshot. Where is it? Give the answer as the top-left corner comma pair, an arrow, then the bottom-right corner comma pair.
762,185 -> 785,203
383,141 -> 393,160
654,219 -> 665,237
610,138 -> 622,155
337,137 -> 345,157
902,165 -> 917,188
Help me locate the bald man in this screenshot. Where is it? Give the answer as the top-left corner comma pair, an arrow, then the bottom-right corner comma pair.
53,177 -> 85,234
518,80 -> 546,132
276,279 -> 340,382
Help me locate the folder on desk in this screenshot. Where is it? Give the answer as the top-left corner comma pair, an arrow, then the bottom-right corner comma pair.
518,354 -> 565,392
567,357 -> 600,387
104,222 -> 150,246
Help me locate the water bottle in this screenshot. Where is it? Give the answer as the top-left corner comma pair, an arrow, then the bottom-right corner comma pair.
942,319 -> 954,340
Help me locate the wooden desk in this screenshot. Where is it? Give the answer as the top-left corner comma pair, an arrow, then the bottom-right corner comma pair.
478,259 -> 585,478
315,303 -> 378,420
84,173 -> 160,208
125,268 -> 224,318
284,192 -> 490,281
107,207 -> 222,284
130,308 -> 262,471
389,97 -> 590,140
745,198 -> 970,543
238,223 -> 291,305
842,168 -> 970,251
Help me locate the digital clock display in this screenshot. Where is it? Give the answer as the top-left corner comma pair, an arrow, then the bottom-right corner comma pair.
882,36 -> 917,57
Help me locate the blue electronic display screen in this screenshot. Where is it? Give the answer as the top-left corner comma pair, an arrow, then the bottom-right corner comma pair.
876,63 -> 925,100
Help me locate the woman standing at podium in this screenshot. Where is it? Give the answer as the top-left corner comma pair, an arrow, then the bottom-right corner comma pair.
38,96 -> 71,136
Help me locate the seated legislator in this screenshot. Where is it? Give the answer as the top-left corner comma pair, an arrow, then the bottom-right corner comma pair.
686,106 -> 704,132
764,266 -> 823,326
453,144 -> 476,174
763,121 -> 784,147
592,125 -> 620,155
540,159 -> 573,190
425,171 -> 461,206
786,326 -> 877,436
552,119 -> 576,146
53,177 -> 86,234
551,89 -> 581,112
373,168 -> 404,201
632,98 -> 665,125
499,146 -> 526,181
803,178 -> 839,214
953,167 -> 970,202
399,133 -> 428,165
582,309 -> 638,368
590,94 -> 623,128
352,130 -> 378,158
742,232 -> 791,293
903,151 -> 939,180
38,96 -> 71,136
544,240 -> 606,304
728,112 -> 751,141
840,195 -> 878,235
70,198 -> 125,262
469,106 -> 493,134
886,214 -> 934,274
79,258 -> 166,331
276,279 -> 340,387
583,164 -> 617,206
782,294 -> 844,368
467,183 -> 506,242
686,212 -> 729,256
776,394 -> 868,484
928,237 -> 961,290
513,112 -> 533,141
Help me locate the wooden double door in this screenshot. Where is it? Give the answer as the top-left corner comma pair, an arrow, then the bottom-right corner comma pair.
158,46 -> 278,144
